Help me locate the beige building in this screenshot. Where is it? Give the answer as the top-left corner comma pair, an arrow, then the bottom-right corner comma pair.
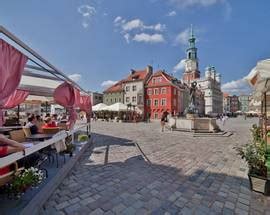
103,80 -> 124,105
123,66 -> 153,114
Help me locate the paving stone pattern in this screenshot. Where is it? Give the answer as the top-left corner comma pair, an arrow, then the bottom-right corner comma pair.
43,118 -> 270,214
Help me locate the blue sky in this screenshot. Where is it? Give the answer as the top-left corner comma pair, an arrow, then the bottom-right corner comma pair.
1,0 -> 270,94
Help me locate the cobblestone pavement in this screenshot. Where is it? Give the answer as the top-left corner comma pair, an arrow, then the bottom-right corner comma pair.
43,118 -> 270,214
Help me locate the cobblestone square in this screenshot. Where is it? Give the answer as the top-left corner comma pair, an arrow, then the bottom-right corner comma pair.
43,118 -> 270,214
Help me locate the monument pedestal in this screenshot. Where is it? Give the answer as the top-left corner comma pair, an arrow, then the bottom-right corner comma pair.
170,117 -> 220,133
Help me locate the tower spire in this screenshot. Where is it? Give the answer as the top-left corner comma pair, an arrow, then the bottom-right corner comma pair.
190,24 -> 194,38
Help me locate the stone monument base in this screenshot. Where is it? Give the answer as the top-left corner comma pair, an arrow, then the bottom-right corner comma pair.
168,117 -> 220,133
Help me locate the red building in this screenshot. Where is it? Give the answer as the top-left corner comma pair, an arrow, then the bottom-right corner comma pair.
145,70 -> 185,119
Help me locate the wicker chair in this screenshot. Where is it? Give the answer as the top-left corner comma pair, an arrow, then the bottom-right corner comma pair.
58,123 -> 68,131
42,127 -> 60,134
0,162 -> 24,187
9,130 -> 26,143
22,127 -> 31,138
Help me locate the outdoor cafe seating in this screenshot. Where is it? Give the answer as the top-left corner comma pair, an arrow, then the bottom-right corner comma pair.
0,25 -> 92,197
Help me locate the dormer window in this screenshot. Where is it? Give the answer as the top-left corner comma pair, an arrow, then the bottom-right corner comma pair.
152,78 -> 156,84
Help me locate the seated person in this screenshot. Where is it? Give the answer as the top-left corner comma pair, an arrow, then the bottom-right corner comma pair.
52,114 -> 58,126
25,115 -> 39,134
0,134 -> 25,175
35,115 -> 44,132
42,117 -> 57,128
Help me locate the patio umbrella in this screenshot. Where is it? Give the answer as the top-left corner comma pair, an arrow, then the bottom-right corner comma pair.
105,102 -> 128,112
92,103 -> 107,111
246,59 -> 270,101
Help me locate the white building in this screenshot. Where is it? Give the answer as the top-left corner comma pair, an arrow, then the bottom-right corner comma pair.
197,66 -> 223,115
182,26 -> 223,115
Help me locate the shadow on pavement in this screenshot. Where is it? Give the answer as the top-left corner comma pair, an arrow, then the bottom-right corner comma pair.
41,133 -> 270,215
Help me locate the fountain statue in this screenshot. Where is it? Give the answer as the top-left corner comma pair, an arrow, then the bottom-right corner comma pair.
185,81 -> 198,118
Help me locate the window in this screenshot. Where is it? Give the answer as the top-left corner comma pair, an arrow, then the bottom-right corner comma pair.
147,99 -> 151,106
132,96 -> 137,103
147,89 -> 152,95
132,85 -> 137,91
154,88 -> 159,95
161,98 -> 166,106
158,77 -> 162,82
174,88 -> 177,95
126,86 -> 130,92
119,98 -> 121,102
110,98 -> 113,103
154,99 -> 158,107
152,78 -> 156,84
161,88 -> 166,94
138,95 -> 143,104
154,113 -> 159,119
126,97 -> 130,103
173,98 -> 176,106
115,98 -> 117,102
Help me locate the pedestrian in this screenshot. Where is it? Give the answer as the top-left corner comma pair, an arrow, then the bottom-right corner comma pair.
160,110 -> 169,132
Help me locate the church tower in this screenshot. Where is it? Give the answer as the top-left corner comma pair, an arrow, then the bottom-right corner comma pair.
183,25 -> 200,84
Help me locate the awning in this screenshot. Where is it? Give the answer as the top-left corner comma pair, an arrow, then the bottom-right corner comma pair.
246,59 -> 270,101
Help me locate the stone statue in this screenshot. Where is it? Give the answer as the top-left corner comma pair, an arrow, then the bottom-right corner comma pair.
184,81 -> 198,115
189,81 -> 197,107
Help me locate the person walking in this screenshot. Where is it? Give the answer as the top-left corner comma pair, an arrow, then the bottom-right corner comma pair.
160,110 -> 169,132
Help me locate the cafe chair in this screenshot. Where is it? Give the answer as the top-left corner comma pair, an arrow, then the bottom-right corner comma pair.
22,127 -> 31,138
58,123 -> 68,131
0,162 -> 24,187
42,127 -> 60,134
9,129 -> 26,143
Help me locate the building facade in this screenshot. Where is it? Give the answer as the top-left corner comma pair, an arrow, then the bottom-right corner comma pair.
229,95 -> 239,113
239,95 -> 250,112
145,71 -> 186,119
223,93 -> 230,113
197,66 -> 223,115
89,92 -> 103,106
182,26 -> 223,116
123,66 -> 153,116
103,80 -> 124,105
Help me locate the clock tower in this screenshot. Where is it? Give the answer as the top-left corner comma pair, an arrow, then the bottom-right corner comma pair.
183,25 -> 200,84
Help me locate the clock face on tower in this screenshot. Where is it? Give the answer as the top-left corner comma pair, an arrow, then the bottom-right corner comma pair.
185,60 -> 197,72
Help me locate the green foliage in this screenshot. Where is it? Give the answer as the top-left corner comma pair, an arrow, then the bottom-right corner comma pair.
8,167 -> 44,196
250,124 -> 262,142
78,134 -> 89,142
236,124 -> 267,177
64,135 -> 76,153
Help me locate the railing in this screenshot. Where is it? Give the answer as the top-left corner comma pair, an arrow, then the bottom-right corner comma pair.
0,123 -> 90,168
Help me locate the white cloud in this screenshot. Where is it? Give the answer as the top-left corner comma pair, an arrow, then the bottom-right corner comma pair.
221,78 -> 251,95
114,17 -> 166,44
68,74 -> 82,82
168,0 -> 232,20
169,0 -> 222,8
133,33 -> 165,43
174,28 -> 190,45
167,11 -> 177,16
119,18 -> 166,32
114,16 -> 122,24
173,59 -> 186,73
77,5 -> 96,29
124,33 -> 130,43
101,80 -> 117,88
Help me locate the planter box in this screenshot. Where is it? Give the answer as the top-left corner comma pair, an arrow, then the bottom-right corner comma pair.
248,173 -> 270,195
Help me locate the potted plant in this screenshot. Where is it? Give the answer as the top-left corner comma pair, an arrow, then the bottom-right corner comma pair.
8,167 -> 45,198
236,124 -> 269,195
63,135 -> 76,157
